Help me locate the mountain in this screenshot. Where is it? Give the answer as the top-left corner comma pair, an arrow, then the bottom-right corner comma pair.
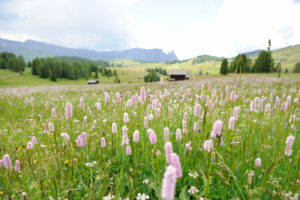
0,38 -> 178,62
192,54 -> 224,64
243,49 -> 262,57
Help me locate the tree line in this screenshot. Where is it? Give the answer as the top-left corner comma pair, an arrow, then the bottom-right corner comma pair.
146,67 -> 167,75
0,52 -> 26,72
0,51 -> 121,82
30,57 -> 120,82
220,49 -> 279,75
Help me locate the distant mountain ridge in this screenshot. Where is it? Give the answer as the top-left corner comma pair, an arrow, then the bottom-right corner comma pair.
0,38 -> 178,62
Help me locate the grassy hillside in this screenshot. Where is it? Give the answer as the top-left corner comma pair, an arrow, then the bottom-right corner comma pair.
271,44 -> 300,71
112,44 -> 300,75
248,44 -> 300,71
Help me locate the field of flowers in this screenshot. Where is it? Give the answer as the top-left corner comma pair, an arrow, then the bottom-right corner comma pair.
0,76 -> 299,199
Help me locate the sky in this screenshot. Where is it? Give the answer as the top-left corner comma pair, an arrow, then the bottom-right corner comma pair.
0,0 -> 300,59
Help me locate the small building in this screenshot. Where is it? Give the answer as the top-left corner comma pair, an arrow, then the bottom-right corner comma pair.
87,80 -> 99,85
167,70 -> 190,81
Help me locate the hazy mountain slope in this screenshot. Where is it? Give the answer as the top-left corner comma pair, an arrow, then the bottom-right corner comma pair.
0,38 -> 178,62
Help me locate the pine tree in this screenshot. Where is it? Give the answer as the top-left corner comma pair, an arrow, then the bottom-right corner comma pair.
95,71 -> 98,79
50,70 -> 57,81
252,51 -> 274,72
220,58 -> 228,75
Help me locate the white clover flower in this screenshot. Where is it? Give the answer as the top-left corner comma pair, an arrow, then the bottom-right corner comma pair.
103,194 -> 115,200
188,186 -> 199,195
136,193 -> 150,200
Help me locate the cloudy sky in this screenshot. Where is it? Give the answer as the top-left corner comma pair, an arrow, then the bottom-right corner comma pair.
0,0 -> 300,59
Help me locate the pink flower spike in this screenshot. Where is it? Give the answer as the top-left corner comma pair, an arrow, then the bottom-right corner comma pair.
3,154 -> 12,170
61,133 -> 70,141
144,116 -> 148,128
0,160 -> 4,168
165,142 -> 173,164
255,157 -> 261,167
126,145 -> 132,156
210,120 -> 223,139
194,103 -> 201,117
176,129 -> 182,141
147,129 -> 157,145
80,97 -> 84,110
81,132 -> 86,147
48,122 -> 54,132
228,116 -> 235,130
27,142 -> 33,150
65,102 -> 73,119
164,127 -> 169,142
156,150 -> 161,157
101,137 -> 106,148
171,153 -> 182,179
32,136 -> 37,144
161,165 -> 177,200
77,136 -> 83,147
123,112 -> 129,123
112,123 -> 117,133
15,160 -> 20,173
52,106 -> 56,118
133,130 -> 139,143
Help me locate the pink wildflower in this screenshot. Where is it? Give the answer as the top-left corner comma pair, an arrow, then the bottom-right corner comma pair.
164,127 -> 169,142
0,160 -> 4,168
15,160 -> 20,173
61,133 -> 70,141
52,106 -> 56,118
126,145 -> 132,156
161,165 -> 177,200
81,132 -> 86,147
255,157 -> 261,167
32,136 -> 37,144
165,142 -> 173,164
65,102 -> 73,119
194,103 -> 201,117
228,116 -> 235,130
171,153 -> 182,178
210,120 -> 223,139
48,122 -> 54,132
101,137 -> 106,148
147,129 -> 157,145
182,120 -> 187,134
203,139 -> 213,152
193,122 -> 198,132
144,116 -> 148,128
248,170 -> 254,184
123,112 -> 129,123
112,123 -> 117,133
80,97 -> 84,110
133,130 -> 139,143
285,135 -> 295,156
27,141 -> 33,149
176,129 -> 182,141
3,154 -> 12,170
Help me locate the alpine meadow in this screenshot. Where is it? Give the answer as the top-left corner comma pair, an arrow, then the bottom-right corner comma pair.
1,0 -> 300,200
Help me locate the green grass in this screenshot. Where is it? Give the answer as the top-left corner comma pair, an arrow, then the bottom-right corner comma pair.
0,75 -> 299,199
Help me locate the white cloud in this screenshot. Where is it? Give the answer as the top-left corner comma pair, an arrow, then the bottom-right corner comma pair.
132,0 -> 300,59
0,0 -> 135,50
0,0 -> 300,59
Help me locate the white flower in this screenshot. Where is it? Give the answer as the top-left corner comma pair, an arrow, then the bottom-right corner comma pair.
188,186 -> 199,195
136,193 -> 150,200
103,194 -> 115,200
85,162 -> 93,167
142,179 -> 149,184
188,172 -> 199,179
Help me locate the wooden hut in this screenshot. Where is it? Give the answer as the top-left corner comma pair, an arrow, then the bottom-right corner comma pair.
167,70 -> 190,81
